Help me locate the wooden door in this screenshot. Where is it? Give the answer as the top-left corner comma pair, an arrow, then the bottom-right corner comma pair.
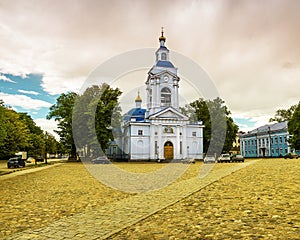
164,141 -> 174,159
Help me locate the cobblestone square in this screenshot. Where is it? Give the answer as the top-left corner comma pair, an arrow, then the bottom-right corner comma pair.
1,159 -> 299,239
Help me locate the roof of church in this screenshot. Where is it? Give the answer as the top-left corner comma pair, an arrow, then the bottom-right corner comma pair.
123,108 -> 146,122
156,60 -> 174,68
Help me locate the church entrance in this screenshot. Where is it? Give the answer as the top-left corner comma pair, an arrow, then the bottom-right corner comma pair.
164,141 -> 174,159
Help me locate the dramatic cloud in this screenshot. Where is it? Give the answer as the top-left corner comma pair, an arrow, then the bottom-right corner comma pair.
0,92 -> 51,110
0,0 -> 299,131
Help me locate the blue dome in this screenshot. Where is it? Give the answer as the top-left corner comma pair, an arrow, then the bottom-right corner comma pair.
156,60 -> 174,68
123,108 -> 146,122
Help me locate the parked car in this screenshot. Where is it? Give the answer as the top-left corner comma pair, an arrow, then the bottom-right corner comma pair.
35,156 -> 44,162
218,153 -> 231,163
231,154 -> 245,162
284,153 -> 299,159
7,157 -> 25,168
204,155 -> 216,164
91,156 -> 111,164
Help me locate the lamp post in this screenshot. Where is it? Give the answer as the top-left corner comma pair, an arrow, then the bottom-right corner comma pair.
45,131 -> 48,164
187,146 -> 189,159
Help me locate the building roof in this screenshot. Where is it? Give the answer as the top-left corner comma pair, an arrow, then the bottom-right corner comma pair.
241,121 -> 288,137
156,60 -> 174,68
123,108 -> 146,122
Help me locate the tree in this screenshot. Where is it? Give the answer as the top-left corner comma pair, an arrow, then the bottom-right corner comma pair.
18,113 -> 45,157
0,103 -> 30,158
181,97 -> 238,154
47,92 -> 78,158
0,101 -> 7,150
269,104 -> 297,122
288,101 -> 300,150
73,84 -> 122,157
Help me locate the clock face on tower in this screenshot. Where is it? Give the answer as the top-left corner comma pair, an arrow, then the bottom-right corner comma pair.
164,76 -> 169,82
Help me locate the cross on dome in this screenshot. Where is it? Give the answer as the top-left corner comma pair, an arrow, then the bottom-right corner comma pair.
159,26 -> 166,44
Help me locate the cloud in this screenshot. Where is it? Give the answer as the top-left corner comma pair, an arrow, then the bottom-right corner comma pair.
0,0 -> 299,132
232,111 -> 272,133
34,118 -> 59,140
0,74 -> 15,83
18,89 -> 39,95
0,92 -> 51,110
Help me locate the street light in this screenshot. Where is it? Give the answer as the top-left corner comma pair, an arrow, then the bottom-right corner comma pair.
45,131 -> 48,164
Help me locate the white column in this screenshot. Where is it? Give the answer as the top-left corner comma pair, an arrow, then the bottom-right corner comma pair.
182,125 -> 187,158
174,80 -> 179,109
156,78 -> 160,110
157,124 -> 162,159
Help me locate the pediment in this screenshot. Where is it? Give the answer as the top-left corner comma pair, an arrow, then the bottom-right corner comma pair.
149,107 -> 189,120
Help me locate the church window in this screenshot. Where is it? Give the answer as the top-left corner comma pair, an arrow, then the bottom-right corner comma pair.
161,87 -> 171,106
138,130 -> 143,136
192,132 -> 196,137
161,52 -> 167,60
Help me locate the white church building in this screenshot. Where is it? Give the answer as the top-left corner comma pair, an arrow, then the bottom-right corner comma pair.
114,30 -> 204,161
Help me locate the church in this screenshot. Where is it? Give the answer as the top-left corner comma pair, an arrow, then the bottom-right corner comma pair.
113,30 -> 204,161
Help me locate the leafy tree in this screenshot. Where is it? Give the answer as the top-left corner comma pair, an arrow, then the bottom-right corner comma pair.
0,104 -> 30,158
18,113 -> 45,157
269,104 -> 297,122
181,97 -> 238,154
73,84 -> 122,157
45,132 -> 58,154
288,101 -> 300,150
93,84 -> 122,152
0,101 -> 7,150
47,92 -> 78,158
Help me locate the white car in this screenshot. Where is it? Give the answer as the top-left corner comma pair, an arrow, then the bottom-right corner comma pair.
204,156 -> 216,164
218,153 -> 231,163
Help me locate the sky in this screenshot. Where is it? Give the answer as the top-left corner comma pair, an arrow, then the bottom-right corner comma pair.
0,0 -> 299,138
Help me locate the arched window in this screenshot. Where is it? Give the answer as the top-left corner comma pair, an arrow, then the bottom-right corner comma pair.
161,87 -> 171,106
161,53 -> 167,60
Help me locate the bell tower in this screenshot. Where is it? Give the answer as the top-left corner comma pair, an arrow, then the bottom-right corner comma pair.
145,28 -> 180,118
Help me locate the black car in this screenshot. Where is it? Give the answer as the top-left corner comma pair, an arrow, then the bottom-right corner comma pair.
284,153 -> 299,159
7,157 -> 25,168
91,156 -> 111,164
35,156 -> 44,162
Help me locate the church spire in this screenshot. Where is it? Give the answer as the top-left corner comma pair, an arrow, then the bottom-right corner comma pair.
135,91 -> 142,108
159,27 -> 166,46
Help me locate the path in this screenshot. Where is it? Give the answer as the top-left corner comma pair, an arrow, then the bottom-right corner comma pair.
0,163 -> 65,180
